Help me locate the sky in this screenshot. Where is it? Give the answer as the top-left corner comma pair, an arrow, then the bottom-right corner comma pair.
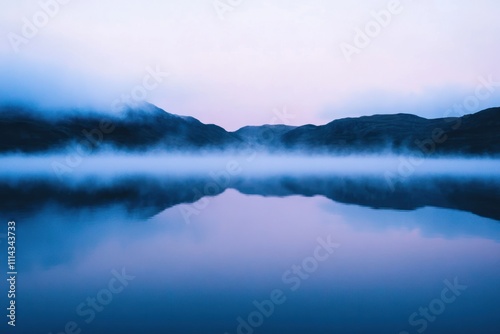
1,0 -> 500,130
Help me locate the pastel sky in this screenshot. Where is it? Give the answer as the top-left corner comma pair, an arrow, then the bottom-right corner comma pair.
1,0 -> 499,130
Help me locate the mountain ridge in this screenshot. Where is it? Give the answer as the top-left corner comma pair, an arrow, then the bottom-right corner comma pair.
0,103 -> 499,155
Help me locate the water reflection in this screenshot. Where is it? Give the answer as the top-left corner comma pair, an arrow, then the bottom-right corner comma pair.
1,171 -> 499,334
1,174 -> 499,221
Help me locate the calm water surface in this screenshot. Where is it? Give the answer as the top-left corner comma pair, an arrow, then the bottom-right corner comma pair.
1,157 -> 499,334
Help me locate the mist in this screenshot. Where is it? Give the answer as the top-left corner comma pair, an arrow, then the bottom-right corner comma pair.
1,153 -> 499,179
2,1 -> 500,129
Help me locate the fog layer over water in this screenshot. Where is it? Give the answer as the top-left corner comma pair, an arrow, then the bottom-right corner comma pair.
1,154 -> 499,178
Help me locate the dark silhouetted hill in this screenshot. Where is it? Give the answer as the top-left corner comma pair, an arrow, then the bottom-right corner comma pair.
0,104 -> 498,155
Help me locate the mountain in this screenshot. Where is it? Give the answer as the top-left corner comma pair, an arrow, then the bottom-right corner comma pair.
234,124 -> 297,148
0,103 -> 499,155
278,108 -> 500,155
0,103 -> 243,153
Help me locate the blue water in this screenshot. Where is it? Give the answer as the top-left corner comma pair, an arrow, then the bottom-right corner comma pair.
0,158 -> 499,334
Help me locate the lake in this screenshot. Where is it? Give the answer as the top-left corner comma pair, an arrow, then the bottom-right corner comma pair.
1,155 -> 499,334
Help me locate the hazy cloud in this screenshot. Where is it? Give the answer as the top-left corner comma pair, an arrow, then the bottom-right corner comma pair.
1,0 -> 499,129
